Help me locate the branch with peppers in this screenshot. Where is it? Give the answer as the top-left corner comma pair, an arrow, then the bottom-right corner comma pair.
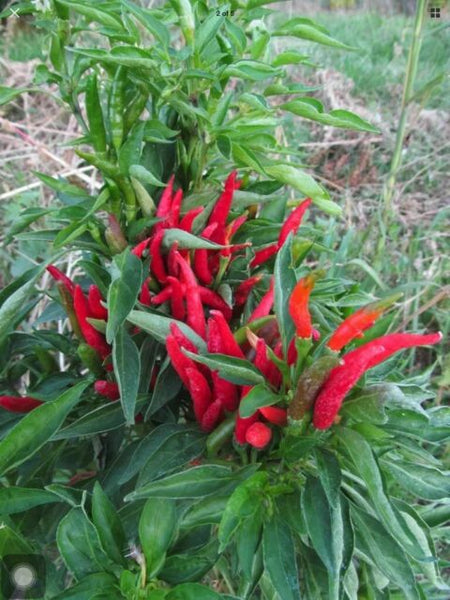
10,172 -> 440,454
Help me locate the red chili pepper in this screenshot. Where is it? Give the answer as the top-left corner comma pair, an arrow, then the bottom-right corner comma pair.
177,254 -> 206,339
151,286 -> 173,305
245,421 -> 272,449
149,229 -> 167,283
46,265 -> 75,296
250,244 -> 278,268
201,400 -> 224,432
235,275 -> 262,307
132,237 -> 151,258
278,198 -> 312,247
193,249 -> 213,285
166,276 -> 186,321
139,277 -> 152,306
185,367 -> 212,422
87,285 -> 108,320
253,337 -> 282,388
166,334 -> 197,388
286,338 -> 297,365
168,188 -> 183,228
259,406 -> 287,426
169,323 -> 198,355
208,171 -> 240,241
327,295 -> 401,352
199,288 -> 232,321
288,274 -> 316,339
94,380 -> 120,401
207,310 -> 245,358
179,206 -> 203,232
235,396 -> 259,444
211,372 -> 239,411
313,331 -> 442,430
222,214 -> 248,258
167,243 -> 180,277
0,395 -> 43,413
249,279 -> 274,323
156,174 -> 175,222
73,285 -> 111,360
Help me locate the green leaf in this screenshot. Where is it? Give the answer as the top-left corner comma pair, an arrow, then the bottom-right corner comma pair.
0,272 -> 40,345
122,0 -> 170,47
263,512 -> 300,600
0,525 -> 33,555
272,51 -> 311,67
112,325 -> 141,425
281,98 -> 379,133
0,487 -> 58,515
92,482 -> 127,566
0,85 -> 31,105
161,538 -> 220,584
128,465 -> 259,502
72,47 -> 155,70
274,233 -> 296,354
127,310 -> 206,351
238,383 -> 281,418
56,507 -> 115,580
224,60 -> 281,81
274,18 -> 357,50
195,11 -> 224,55
53,221 -> 88,248
351,506 -> 419,600
302,476 -> 343,599
180,496 -> 229,530
136,427 -> 205,488
139,498 -> 178,578
219,472 -> 268,551
336,427 -> 425,561
0,380 -> 89,476
127,465 -> 233,501
166,583 -> 222,600
53,397 -> 147,439
56,0 -> 124,29
183,351 -> 265,386
264,164 -> 341,215
35,172 -> 91,197
382,460 -> 450,500
52,573 -> 120,600
129,163 -> 165,187
119,123 -> 145,174
162,228 -> 226,250
146,359 -> 182,418
106,248 -> 143,343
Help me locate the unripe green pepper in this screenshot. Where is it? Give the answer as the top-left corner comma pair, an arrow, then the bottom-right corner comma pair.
109,66 -> 125,154
289,355 -> 341,420
77,343 -> 104,378
85,74 -> 107,153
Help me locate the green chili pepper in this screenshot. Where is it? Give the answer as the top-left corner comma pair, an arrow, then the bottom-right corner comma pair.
116,176 -> 137,223
77,343 -> 105,378
130,177 -> 155,217
85,74 -> 107,153
124,86 -> 149,134
109,66 -> 125,154
34,347 -> 58,374
75,149 -> 119,178
206,415 -> 236,457
288,355 -> 341,421
57,282 -> 83,340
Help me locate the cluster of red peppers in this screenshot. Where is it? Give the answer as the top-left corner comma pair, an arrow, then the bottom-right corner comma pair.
1,172 -> 442,451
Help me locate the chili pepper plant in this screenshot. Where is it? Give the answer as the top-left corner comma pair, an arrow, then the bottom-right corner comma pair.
0,1 -> 448,599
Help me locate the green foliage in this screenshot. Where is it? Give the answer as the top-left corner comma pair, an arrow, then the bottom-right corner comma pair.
0,1 -> 447,599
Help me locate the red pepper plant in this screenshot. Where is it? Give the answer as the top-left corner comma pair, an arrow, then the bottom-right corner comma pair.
0,1 -> 449,599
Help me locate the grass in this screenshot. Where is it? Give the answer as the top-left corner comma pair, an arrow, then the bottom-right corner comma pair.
293,12 -> 450,110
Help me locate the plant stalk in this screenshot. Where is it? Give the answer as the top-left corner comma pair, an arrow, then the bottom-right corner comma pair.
382,0 -> 427,222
